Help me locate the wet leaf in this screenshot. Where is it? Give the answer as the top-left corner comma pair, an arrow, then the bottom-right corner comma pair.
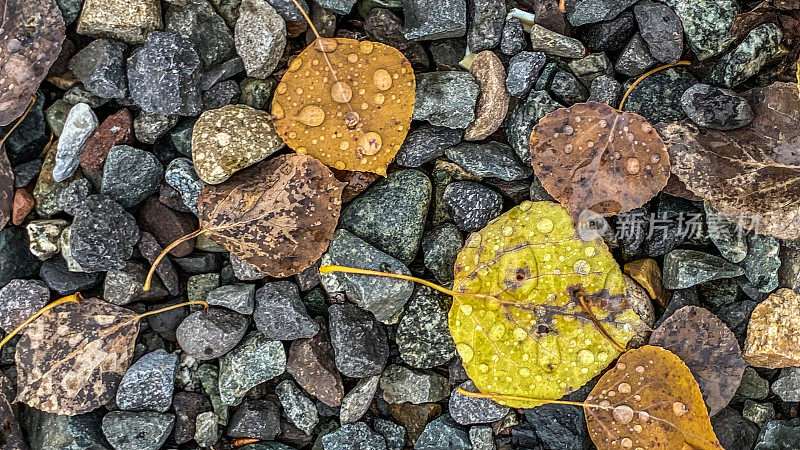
658,82 -> 800,240
272,38 -> 415,176
198,153 -> 344,278
0,371 -> 25,449
648,306 -> 746,416
529,102 -> 670,217
450,201 -> 645,407
0,146 -> 13,231
0,0 -> 66,126
585,345 -> 722,450
15,297 -> 139,415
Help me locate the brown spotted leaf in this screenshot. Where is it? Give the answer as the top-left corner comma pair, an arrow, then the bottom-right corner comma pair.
0,146 -> 14,231
529,102 -> 670,217
585,345 -> 722,450
0,0 -> 66,126
198,153 -> 344,278
658,82 -> 800,240
272,38 -> 415,176
15,297 -> 139,415
648,306 -> 746,416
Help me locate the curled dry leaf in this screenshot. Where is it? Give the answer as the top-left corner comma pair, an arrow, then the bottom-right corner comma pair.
450,201 -> 644,407
648,306 -> 746,416
272,38 -> 415,176
529,102 -> 670,217
0,0 -> 66,126
585,345 -> 722,450
658,82 -> 800,240
15,297 -> 139,415
198,153 -> 344,278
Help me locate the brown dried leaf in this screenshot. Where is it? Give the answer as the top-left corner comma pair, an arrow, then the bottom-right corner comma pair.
585,345 -> 722,450
272,38 -> 415,176
529,102 -> 670,217
198,153 -> 344,278
0,0 -> 66,126
0,371 -> 26,449
15,297 -> 139,415
648,306 -> 746,416
0,146 -> 14,231
658,82 -> 800,240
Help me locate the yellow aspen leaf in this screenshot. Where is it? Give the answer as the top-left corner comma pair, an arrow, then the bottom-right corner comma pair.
272,37 -> 415,176
450,201 -> 645,407
585,345 -> 723,450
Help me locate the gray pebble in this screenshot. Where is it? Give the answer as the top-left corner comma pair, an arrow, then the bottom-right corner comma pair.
253,281 -> 319,340
0,279 -> 49,333
506,51 -> 546,98
176,308 -> 249,360
449,381 -> 509,425
443,181 -> 503,232
218,332 -> 286,406
234,0 -> 287,79
328,303 -> 388,378
276,379 -> 318,434
412,72 -> 479,129
102,411 -> 175,450
165,157 -> 205,215
403,0 -> 467,41
54,103 -> 98,182
69,39 -> 128,99
70,194 -> 139,272
445,141 -> 532,181
101,145 -> 164,208
395,125 -> 462,168
116,349 -> 179,412
681,83 -> 753,130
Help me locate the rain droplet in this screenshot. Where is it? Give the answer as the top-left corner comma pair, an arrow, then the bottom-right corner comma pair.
672,402 -> 688,416
519,368 -> 531,377
331,82 -> 352,103
621,437 -> 633,448
564,144 -> 573,154
359,131 -> 382,155
537,218 -> 554,233
563,125 -> 574,135
489,323 -> 506,340
626,157 -> 640,175
641,121 -> 653,133
359,41 -> 374,54
334,160 -> 346,170
502,226 -> 513,236
618,382 -> 631,394
316,38 -> 338,52
297,105 -> 325,126
460,304 -> 473,315
633,425 -> 642,433
598,119 -> 608,127
519,201 -> 532,211
513,327 -> 527,341
612,405 -> 634,424
573,259 -> 591,275
478,364 -> 489,373
272,102 -> 285,120
344,111 -> 360,130
373,69 -> 393,90
456,343 -> 474,362
635,365 -> 645,373
374,93 -> 385,104
638,411 -> 650,422
288,57 -> 302,71
347,53 -> 358,63
584,247 -> 596,257
577,349 -> 595,364
650,154 -> 661,164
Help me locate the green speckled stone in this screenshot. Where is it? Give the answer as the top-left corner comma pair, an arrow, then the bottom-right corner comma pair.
707,23 -> 783,88
662,0 -> 737,60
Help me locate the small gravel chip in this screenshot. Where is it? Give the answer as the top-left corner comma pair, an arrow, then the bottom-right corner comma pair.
207,283 -> 255,314
322,422 -> 388,450
328,303 -> 388,378
69,194 -> 140,272
101,145 -> 164,208
412,72 -> 479,129
218,332 -> 286,406
176,308 -> 249,360
449,381 -> 509,425
69,38 -> 128,99
380,364 -> 449,405
443,181 -> 503,232
116,349 -> 179,412
276,379 -> 319,434
253,281 -> 319,340
54,103 -> 98,182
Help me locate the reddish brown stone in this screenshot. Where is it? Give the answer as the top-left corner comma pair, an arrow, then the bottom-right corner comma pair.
286,320 -> 343,407
332,169 -> 381,203
137,196 -> 198,257
12,186 -> 34,226
388,403 -> 442,445
79,109 -> 134,173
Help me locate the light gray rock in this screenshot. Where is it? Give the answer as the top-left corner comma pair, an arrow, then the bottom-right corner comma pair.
54,103 -> 98,182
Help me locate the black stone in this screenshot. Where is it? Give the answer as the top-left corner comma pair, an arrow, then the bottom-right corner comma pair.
328,303 -> 388,378
70,195 -> 140,272
505,51 -> 547,98
443,181 -> 503,232
395,125 -> 462,167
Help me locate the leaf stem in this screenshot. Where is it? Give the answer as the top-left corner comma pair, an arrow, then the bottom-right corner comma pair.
618,61 -> 691,110
143,228 -> 206,291
135,300 -> 209,320
456,388 -> 611,410
0,94 -> 36,147
289,0 -> 341,85
319,265 -> 460,297
0,293 -> 83,353
575,290 -> 627,353
558,0 -> 566,12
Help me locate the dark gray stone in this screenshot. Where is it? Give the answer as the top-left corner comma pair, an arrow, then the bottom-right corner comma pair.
173,391 -> 213,444
772,367 -> 800,402
200,58 -> 245,91
736,367 -> 770,401
402,0 -> 467,40
568,52 -> 613,87
323,422 -> 388,450
707,23 -> 783,88
500,17 -> 525,56
644,195 -> 697,257
0,279 -> 48,333
449,381 -> 509,425
467,0 -> 504,52
412,72 -> 479,129
176,308 -> 249,360
318,0 -> 357,14
0,228 -> 41,288
276,379 -> 318,434
253,281 -> 319,340
328,303 -> 388,378
711,407 -> 760,450
415,415 -> 470,450
421,224 -> 462,284
127,32 -> 204,116
70,194 -> 139,271
445,142 -> 532,181
588,74 -> 622,105
505,51 -> 547,98
57,0 -> 83,25
576,10 -> 635,57
755,419 -> 800,450
57,178 -> 93,216
227,398 -> 281,440
364,7 -> 430,69
69,38 -> 128,99
430,38 -> 468,68
395,125 -> 462,167
443,181 -> 503,232
615,33 -> 657,77
662,0 -> 736,60
340,375 -> 380,425
101,411 -> 175,450
504,90 -> 562,164
548,69 -> 589,105
138,232 -> 180,296
621,67 -> 697,124
565,0 -> 638,26
374,419 -> 405,450
469,426 -> 494,450
524,404 -> 586,449
634,0 -> 683,63
23,409 -> 107,450
202,79 -> 241,109
380,364 -> 449,404
681,84 -> 753,131
165,157 -> 204,215
717,299 -> 757,340
101,145 -> 163,208
39,255 -> 103,294
742,233 -> 781,293
320,230 -> 413,322
103,261 -> 169,305
134,112 -> 179,144
14,159 -> 44,188
529,24 -> 586,58
340,169 -> 431,264
663,250 -> 745,289
218,332 -> 286,406
207,283 -> 255,314
116,349 -> 178,412
2,91 -> 47,165
165,0 -> 236,68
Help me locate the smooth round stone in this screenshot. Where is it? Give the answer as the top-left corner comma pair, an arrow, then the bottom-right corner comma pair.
176,308 -> 249,360
681,83 -> 753,130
